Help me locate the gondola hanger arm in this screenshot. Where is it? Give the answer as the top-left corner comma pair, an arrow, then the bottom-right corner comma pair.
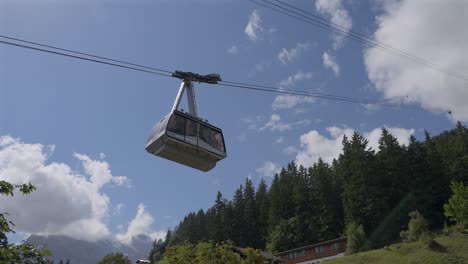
171,71 -> 222,119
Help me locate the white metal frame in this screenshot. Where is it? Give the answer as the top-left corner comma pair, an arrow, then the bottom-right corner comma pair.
171,80 -> 198,117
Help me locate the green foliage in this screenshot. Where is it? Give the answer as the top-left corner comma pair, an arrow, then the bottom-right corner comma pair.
163,124 -> 466,255
444,181 -> 468,228
161,241 -> 266,264
242,247 -> 265,264
0,180 -> 51,263
267,217 -> 300,253
346,222 -> 366,254
325,231 -> 468,264
97,252 -> 132,264
400,211 -> 430,243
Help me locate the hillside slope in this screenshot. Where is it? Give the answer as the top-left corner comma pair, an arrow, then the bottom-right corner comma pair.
325,232 -> 468,264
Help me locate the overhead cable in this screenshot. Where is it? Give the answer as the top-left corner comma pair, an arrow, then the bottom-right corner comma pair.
0,35 -> 422,111
0,34 -> 173,75
250,0 -> 468,82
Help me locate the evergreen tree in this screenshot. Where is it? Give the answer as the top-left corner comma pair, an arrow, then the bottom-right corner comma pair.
232,185 -> 245,246
255,178 -> 269,249
268,174 -> 281,230
370,128 -> 410,244
243,178 -> 258,248
424,131 -> 450,227
340,133 -> 377,232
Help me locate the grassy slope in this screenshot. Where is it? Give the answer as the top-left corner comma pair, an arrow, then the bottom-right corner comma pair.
324,232 -> 468,264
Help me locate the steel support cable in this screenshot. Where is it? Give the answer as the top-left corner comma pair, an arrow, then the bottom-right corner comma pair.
221,80 -> 386,105
251,0 -> 468,82
248,0 -> 434,71
0,40 -> 174,78
0,37 -> 422,110
218,82 -> 422,110
0,34 -> 174,75
272,0 -> 464,74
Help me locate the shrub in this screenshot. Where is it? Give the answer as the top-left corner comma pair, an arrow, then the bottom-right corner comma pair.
400,210 -> 430,243
444,181 -> 468,228
346,222 -> 366,254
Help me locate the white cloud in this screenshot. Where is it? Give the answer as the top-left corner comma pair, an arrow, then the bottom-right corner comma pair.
0,135 -> 142,242
227,45 -> 239,55
283,146 -> 299,155
114,203 -> 125,215
245,114 -> 310,132
279,71 -> 313,88
74,153 -> 129,188
364,127 -> 415,151
365,0 -> 468,122
0,136 -> 119,241
261,114 -> 292,132
256,161 -> 281,178
295,126 -> 415,167
322,51 -> 340,76
275,137 -> 284,144
273,71 -> 315,110
273,95 -> 316,110
315,0 -> 352,50
266,115 -> 311,132
245,10 -> 264,42
115,203 -> 165,246
242,115 -> 266,131
278,42 -> 313,64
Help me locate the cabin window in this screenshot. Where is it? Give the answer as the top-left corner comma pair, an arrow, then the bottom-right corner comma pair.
199,124 -> 211,149
167,114 -> 186,137
210,129 -> 225,152
198,124 -> 225,154
185,119 -> 198,145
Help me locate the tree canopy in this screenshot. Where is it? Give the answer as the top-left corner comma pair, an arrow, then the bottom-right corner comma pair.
148,123 -> 468,258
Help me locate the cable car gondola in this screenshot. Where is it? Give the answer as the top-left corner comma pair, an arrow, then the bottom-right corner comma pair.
145,71 -> 227,171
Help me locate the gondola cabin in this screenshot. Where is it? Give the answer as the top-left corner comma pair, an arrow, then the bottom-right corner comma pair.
145,110 -> 226,172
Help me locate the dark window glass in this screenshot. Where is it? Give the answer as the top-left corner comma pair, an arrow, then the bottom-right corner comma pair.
199,124 -> 211,148
167,114 -> 185,138
185,119 -> 198,145
209,129 -> 225,152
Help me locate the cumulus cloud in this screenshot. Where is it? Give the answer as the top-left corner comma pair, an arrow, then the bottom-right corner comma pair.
295,126 -> 415,167
273,71 -> 315,110
0,135 -> 144,242
278,42 -> 313,64
365,0 -> 468,122
261,114 -> 292,132
315,0 -> 352,49
273,95 -> 316,110
364,127 -> 415,151
256,161 -> 281,178
259,114 -> 311,132
279,71 -> 313,87
227,45 -> 239,55
245,10 -> 264,42
115,203 -> 165,245
322,51 -> 340,76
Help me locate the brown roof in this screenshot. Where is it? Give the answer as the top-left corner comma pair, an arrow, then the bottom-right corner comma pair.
275,237 -> 347,256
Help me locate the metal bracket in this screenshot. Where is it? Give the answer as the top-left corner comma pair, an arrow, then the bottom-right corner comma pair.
171,71 -> 221,118
172,70 -> 222,84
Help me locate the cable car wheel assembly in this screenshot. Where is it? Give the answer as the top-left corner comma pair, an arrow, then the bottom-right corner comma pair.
145,71 -> 227,172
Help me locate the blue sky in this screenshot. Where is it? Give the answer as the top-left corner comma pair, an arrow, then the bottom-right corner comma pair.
1,0 -> 466,244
